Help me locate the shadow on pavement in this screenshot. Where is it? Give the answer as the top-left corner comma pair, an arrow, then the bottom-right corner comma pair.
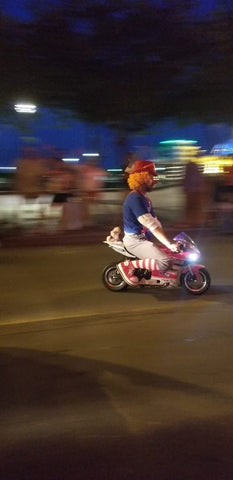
1,347 -> 233,480
206,284 -> 233,303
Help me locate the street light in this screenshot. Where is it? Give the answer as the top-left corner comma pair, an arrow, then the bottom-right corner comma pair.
82,153 -> 99,157
13,103 -> 38,147
14,103 -> 37,113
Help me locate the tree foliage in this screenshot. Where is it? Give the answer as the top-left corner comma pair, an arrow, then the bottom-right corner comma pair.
0,0 -> 233,132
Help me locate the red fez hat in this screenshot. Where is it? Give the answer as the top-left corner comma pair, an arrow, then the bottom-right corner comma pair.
128,160 -> 157,176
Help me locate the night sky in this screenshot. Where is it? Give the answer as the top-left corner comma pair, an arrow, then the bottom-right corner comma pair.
0,0 -> 231,167
0,0 -> 217,20
1,0 -> 30,20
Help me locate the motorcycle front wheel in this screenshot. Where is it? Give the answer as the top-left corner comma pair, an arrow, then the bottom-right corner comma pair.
102,262 -> 127,292
181,268 -> 211,295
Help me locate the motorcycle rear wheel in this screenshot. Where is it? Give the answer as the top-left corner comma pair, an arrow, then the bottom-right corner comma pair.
181,268 -> 211,295
102,262 -> 127,291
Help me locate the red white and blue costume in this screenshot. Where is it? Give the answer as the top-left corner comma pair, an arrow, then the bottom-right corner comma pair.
117,160 -> 177,286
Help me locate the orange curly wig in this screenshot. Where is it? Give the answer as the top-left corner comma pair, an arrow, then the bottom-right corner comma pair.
127,171 -> 151,190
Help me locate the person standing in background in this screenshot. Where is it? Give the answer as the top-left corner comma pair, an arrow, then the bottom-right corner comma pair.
15,146 -> 46,200
183,160 -> 205,227
77,157 -> 107,226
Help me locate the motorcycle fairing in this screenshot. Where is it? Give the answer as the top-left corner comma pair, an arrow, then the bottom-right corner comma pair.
103,240 -> 136,258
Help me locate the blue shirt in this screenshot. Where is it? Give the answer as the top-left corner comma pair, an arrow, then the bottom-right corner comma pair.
123,191 -> 156,235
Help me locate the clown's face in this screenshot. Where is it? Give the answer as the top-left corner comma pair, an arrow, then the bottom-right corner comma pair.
144,173 -> 157,191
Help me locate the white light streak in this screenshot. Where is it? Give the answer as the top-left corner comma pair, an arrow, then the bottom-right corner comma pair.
0,166 -> 17,170
14,103 -> 37,113
82,153 -> 99,157
203,166 -> 220,174
107,168 -> 123,172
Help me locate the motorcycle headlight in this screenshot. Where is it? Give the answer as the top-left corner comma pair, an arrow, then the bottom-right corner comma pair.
188,252 -> 199,262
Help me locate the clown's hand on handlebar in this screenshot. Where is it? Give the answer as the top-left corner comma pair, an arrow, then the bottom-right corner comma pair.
169,242 -> 179,253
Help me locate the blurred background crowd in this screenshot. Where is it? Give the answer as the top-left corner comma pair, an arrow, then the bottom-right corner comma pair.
0,145 -> 111,233
0,140 -> 232,236
14,145 -> 108,231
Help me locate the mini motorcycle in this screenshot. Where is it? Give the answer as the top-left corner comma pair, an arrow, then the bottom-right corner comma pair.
102,232 -> 211,295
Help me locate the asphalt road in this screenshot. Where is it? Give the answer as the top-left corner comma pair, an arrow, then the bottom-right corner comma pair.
0,237 -> 233,479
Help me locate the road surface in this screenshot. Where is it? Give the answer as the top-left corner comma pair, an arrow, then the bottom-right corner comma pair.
0,237 -> 232,479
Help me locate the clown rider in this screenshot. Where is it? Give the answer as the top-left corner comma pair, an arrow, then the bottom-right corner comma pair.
117,160 -> 178,286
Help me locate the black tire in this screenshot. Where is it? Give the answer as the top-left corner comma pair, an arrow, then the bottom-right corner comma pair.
181,267 -> 211,295
102,262 -> 127,291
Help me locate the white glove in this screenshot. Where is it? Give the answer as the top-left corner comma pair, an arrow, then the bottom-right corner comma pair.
169,243 -> 178,252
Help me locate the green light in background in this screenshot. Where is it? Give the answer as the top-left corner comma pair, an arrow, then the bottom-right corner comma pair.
159,139 -> 197,145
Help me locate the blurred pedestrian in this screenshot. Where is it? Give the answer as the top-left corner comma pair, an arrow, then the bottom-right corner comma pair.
222,164 -> 233,202
14,146 -> 47,230
15,146 -> 46,199
183,160 -> 205,227
46,153 -> 82,231
77,157 -> 107,226
123,152 -> 138,178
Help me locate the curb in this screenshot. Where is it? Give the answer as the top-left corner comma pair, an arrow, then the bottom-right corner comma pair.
1,225 -> 232,249
0,229 -> 106,248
